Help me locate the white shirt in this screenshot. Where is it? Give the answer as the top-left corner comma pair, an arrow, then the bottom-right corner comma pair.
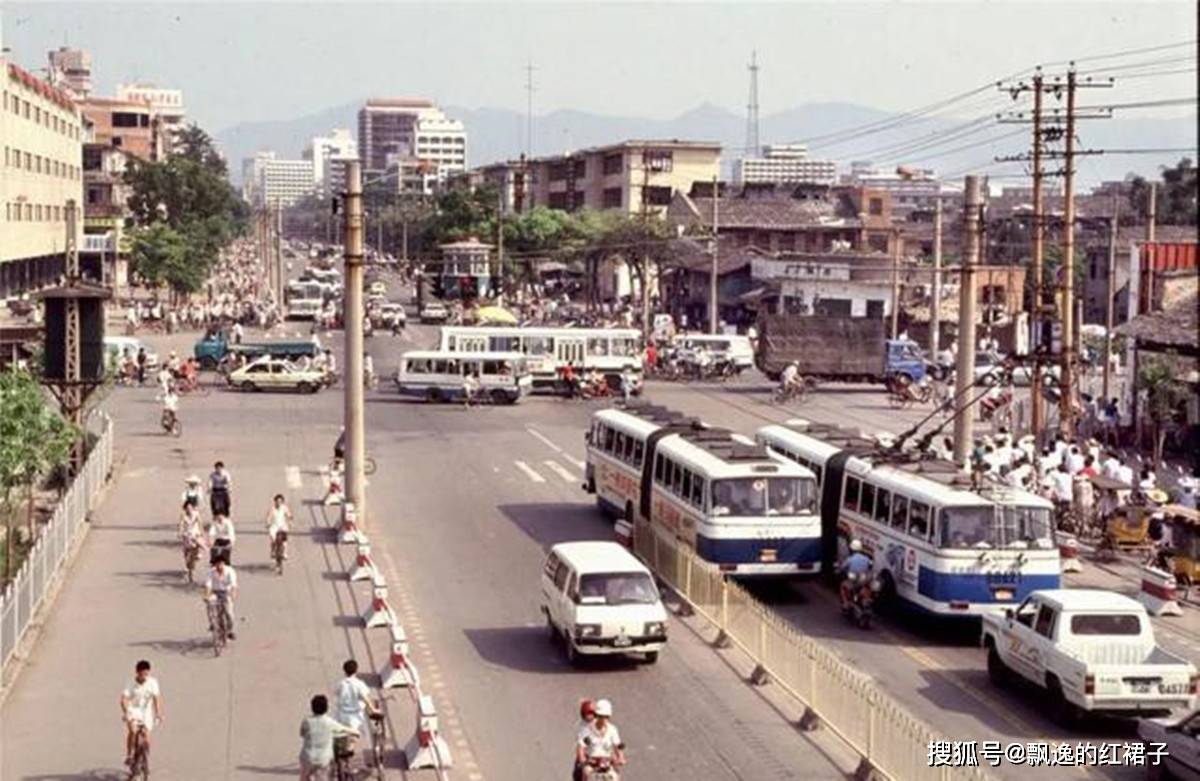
1051,471 -> 1074,503
210,517 -> 236,544
123,676 -> 161,724
1116,464 -> 1135,487
781,365 -> 799,384
334,676 -> 372,723
1102,458 -> 1122,480
267,504 -> 291,535
578,721 -> 622,760
163,393 -> 179,412
206,566 -> 238,593
1067,452 -> 1085,474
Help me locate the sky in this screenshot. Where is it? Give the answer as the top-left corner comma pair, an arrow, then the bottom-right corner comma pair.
1,1 -> 1196,133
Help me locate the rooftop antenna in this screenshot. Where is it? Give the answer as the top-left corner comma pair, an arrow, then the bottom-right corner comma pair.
524,59 -> 537,158
745,50 -> 761,157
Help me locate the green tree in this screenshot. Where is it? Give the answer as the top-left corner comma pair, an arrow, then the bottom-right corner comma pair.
1138,353 -> 1189,464
1128,158 -> 1198,227
174,123 -> 228,177
130,223 -> 203,299
0,369 -> 76,580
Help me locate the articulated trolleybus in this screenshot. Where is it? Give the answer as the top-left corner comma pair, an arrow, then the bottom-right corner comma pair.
755,421 -> 1059,615
584,404 -> 821,576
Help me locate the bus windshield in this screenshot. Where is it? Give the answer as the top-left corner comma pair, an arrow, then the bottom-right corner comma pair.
711,478 -> 816,517
939,505 -> 999,549
1000,505 -> 1054,549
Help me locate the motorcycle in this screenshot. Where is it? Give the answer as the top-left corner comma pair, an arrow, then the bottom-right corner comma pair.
841,571 -> 881,629
581,757 -> 621,781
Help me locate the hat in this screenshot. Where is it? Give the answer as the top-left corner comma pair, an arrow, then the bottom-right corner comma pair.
594,699 -> 613,718
186,475 -> 201,484
1146,488 -> 1169,505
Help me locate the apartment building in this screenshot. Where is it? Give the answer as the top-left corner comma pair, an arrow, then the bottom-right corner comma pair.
357,98 -> 467,191
46,46 -> 93,98
256,157 -> 315,207
1,59 -> 85,297
734,143 -> 837,186
843,163 -> 942,217
307,128 -> 357,190
79,96 -> 161,161
116,82 -> 186,150
81,141 -> 134,292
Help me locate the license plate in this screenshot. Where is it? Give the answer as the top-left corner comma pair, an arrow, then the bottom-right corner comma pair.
993,588 -> 1014,601
760,549 -> 778,563
613,636 -> 632,647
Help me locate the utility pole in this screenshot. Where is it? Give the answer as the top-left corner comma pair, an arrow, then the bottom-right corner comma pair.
274,199 -> 284,307
1058,68 -> 1078,439
952,176 -> 983,467
930,197 -> 943,356
1146,181 -> 1157,242
1029,71 -> 1046,446
342,161 -> 367,522
1102,196 -> 1119,401
639,153 -> 652,342
709,175 -> 719,335
524,60 -> 536,159
496,187 -> 505,299
889,229 -> 901,339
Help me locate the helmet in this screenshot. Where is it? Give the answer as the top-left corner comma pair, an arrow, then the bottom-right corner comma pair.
579,699 -> 595,719
849,539 -> 863,553
593,699 -> 613,718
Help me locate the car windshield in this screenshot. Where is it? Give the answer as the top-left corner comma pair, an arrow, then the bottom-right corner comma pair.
711,477 -> 816,517
577,572 -> 659,605
999,505 -> 1055,549
939,505 -> 999,549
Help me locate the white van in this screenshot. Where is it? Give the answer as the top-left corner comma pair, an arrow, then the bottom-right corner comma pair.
103,336 -> 159,372
396,350 -> 532,404
541,541 -> 668,665
674,333 -> 754,372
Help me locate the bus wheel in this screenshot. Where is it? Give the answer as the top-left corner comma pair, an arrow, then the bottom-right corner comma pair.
426,388 -> 442,403
491,389 -> 509,405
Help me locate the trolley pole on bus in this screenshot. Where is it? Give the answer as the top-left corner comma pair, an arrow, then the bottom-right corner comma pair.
342,161 -> 368,521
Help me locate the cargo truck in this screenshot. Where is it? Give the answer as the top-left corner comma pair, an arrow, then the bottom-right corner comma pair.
754,315 -> 928,386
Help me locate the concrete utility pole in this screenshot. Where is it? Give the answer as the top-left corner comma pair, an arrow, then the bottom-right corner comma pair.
709,175 -> 719,335
1029,71 -> 1046,446
496,187 -> 505,298
274,199 -> 284,306
1102,196 -> 1119,401
930,197 -> 942,357
1146,181 -> 1157,242
1058,68 -> 1078,439
952,176 -> 982,466
889,229 -> 901,339
342,161 -> 368,521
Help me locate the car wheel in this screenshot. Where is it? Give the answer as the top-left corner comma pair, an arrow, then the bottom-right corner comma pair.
1047,678 -> 1078,726
241,381 -> 257,392
298,382 -> 314,394
986,645 -> 1009,686
426,387 -> 442,403
563,633 -> 580,666
643,651 -> 659,665
545,612 -> 557,643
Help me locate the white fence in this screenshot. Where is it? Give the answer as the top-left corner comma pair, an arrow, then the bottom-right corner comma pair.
0,413 -> 113,678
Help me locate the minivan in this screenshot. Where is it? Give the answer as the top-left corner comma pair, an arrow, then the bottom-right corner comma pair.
541,541 -> 667,665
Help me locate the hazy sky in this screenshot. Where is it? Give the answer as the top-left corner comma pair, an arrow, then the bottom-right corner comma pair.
2,1 -> 1196,132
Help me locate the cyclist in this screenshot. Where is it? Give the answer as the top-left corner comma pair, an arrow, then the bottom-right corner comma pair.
179,501 -> 206,560
209,513 -> 236,566
181,475 -> 204,514
779,361 -> 802,398
161,387 -> 180,431
209,461 -> 233,518
462,370 -> 480,408
204,557 -> 238,640
334,659 -> 380,763
266,493 -> 293,561
120,660 -> 163,768
576,698 -> 625,776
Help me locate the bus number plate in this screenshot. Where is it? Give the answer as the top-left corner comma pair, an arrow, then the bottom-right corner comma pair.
992,588 -> 1014,601
760,549 -> 778,563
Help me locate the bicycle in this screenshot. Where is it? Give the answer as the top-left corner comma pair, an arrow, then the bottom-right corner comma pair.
127,721 -> 150,780
773,379 -> 815,405
206,594 -> 230,656
271,531 -> 287,575
176,376 -> 211,397
368,711 -> 386,776
332,735 -> 355,781
182,540 -> 200,583
160,411 -> 182,438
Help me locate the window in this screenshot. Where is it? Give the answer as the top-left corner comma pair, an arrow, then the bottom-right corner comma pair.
602,188 -> 622,208
553,561 -> 570,591
868,198 -> 884,216
1070,614 -> 1141,636
632,440 -> 644,467
603,426 -> 615,454
681,469 -> 692,499
844,477 -> 861,512
587,338 -> 609,356
642,149 -> 673,172
873,488 -> 891,525
622,435 -> 634,464
643,186 -> 672,206
909,501 -> 931,540
859,482 -> 876,518
613,432 -> 626,461
891,494 -> 909,530
548,161 -> 569,182
1033,605 -> 1057,639
602,153 -> 623,176
690,475 -> 705,509
671,462 -> 683,495
548,192 -> 569,210
654,453 -> 665,483
113,112 -> 141,128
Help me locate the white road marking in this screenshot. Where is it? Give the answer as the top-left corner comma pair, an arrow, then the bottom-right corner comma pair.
285,465 -> 302,489
526,427 -> 563,453
543,460 -> 578,484
514,460 -> 546,483
563,454 -> 586,470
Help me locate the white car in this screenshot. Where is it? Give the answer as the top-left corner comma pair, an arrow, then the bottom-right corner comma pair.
229,357 -> 326,394
379,303 -> 406,329
541,541 -> 668,666
420,302 -> 450,323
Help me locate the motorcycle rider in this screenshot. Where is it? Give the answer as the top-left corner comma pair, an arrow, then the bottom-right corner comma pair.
576,698 -> 625,778
839,539 -> 874,611
572,699 -> 597,781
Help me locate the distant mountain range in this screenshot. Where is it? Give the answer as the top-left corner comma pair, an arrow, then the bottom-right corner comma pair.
214,101 -> 1197,188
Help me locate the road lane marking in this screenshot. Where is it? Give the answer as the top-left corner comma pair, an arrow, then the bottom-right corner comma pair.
543,460 -> 578,484
526,427 -> 562,453
514,460 -> 546,483
285,465 -> 302,489
563,455 -> 586,470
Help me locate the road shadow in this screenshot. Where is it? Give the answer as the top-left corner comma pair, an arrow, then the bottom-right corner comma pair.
128,635 -> 214,657
496,502 -> 614,551
21,771 -> 126,780
122,538 -> 180,550
116,568 -> 196,593
333,614 -> 363,628
464,625 -> 646,674
233,765 -> 296,777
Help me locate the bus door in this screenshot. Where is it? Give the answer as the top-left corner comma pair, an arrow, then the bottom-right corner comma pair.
457,336 -> 487,352
556,337 -> 586,368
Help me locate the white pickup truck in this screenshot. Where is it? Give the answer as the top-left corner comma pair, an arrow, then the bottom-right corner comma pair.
982,589 -> 1197,722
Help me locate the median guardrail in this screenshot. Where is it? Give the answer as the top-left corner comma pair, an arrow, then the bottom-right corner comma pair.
634,518 -> 993,781
0,413 -> 113,680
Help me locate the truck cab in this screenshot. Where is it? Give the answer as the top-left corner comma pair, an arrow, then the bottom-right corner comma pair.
884,338 -> 927,386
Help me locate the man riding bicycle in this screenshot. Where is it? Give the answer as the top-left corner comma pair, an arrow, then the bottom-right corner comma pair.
266,493 -> 293,561
334,659 -> 380,765
779,361 -> 804,396
120,660 -> 163,768
161,388 -> 180,430
204,558 -> 238,640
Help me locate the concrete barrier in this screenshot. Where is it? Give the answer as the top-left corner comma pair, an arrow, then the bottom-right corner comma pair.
1139,566 -> 1183,616
350,544 -> 379,582
1056,533 -> 1083,574
363,585 -> 397,629
405,694 -> 452,770
381,624 -> 419,689
339,503 -> 365,545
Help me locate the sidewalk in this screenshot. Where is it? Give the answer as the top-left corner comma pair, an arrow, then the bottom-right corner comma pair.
0,386 -> 410,779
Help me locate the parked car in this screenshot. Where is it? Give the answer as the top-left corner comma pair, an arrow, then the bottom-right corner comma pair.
420,301 -> 450,323
228,357 -> 326,394
1139,709 -> 1200,780
540,541 -> 668,666
982,589 -> 1197,723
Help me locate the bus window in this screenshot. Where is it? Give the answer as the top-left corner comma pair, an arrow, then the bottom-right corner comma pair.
407,360 -> 425,374
812,465 -> 823,487
691,476 -> 705,509
587,338 -> 609,356
671,463 -> 684,495
526,337 -> 552,355
940,506 -> 997,549
909,501 -> 931,540
633,440 -> 644,467
603,426 -> 615,453
874,489 -> 892,525
489,336 -> 517,352
711,479 -> 768,516
844,477 -> 861,512
654,454 -> 665,483
613,432 -> 625,459
622,434 -> 635,465
612,338 -> 634,357
891,495 -> 909,530
860,482 -> 876,518
681,470 -> 692,499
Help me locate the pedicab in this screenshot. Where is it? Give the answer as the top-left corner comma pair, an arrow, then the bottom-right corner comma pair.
1093,487 -> 1168,562
1163,505 -> 1200,599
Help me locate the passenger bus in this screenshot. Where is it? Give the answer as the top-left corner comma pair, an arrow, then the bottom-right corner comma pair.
439,326 -> 643,391
584,405 -> 822,576
395,350 -> 532,404
755,421 -> 1059,616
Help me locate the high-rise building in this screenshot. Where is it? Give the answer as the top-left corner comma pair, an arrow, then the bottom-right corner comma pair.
116,83 -> 186,150
734,143 -> 836,186
255,157 -> 314,207
357,98 -> 467,187
47,46 -> 93,98
307,128 -> 357,189
1,57 -> 86,297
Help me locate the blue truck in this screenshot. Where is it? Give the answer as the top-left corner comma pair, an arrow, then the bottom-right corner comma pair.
193,331 -> 319,369
754,315 -> 928,387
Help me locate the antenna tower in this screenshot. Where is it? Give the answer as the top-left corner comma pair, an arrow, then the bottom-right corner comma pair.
745,51 -> 760,157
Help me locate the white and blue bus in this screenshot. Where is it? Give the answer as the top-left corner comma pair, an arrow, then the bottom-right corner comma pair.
395,350 -> 533,404
440,326 -> 642,392
755,421 -> 1059,615
584,406 -> 821,576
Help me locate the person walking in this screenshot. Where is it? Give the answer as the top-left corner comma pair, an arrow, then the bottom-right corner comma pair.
299,694 -> 359,781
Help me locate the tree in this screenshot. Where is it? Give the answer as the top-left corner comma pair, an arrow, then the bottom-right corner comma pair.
1127,158 -> 1198,227
1138,353 -> 1189,464
130,223 -> 203,299
0,369 -> 76,580
174,123 -> 228,177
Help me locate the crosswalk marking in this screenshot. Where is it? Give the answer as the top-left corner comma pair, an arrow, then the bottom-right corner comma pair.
563,455 -> 586,470
543,460 -> 578,484
285,465 -> 302,488
526,427 -> 562,453
514,460 -> 546,483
